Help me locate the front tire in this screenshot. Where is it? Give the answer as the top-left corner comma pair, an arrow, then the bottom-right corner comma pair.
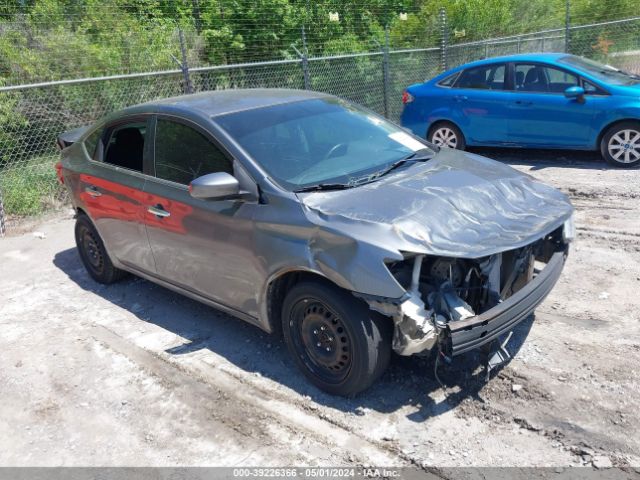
75,214 -> 127,284
601,122 -> 640,168
282,281 -> 391,396
428,121 -> 466,150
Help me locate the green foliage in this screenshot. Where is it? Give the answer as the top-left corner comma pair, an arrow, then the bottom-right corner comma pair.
1,0 -> 639,222
0,156 -> 59,216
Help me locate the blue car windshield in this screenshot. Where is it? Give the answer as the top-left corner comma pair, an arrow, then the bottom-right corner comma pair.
558,55 -> 640,86
215,98 -> 434,191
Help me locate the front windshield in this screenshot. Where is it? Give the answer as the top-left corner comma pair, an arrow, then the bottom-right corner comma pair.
215,98 -> 435,191
558,55 -> 640,86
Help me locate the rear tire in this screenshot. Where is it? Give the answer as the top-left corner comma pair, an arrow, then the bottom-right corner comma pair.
281,281 -> 391,396
600,121 -> 640,168
428,121 -> 466,150
75,214 -> 127,284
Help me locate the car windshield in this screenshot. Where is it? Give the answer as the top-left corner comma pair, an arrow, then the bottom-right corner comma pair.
215,98 -> 435,191
558,55 -> 640,86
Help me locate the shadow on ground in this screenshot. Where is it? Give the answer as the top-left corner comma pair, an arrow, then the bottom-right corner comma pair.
468,146 -> 609,170
53,246 -> 534,422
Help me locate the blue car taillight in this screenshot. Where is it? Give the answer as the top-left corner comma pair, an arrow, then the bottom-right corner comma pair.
402,90 -> 414,104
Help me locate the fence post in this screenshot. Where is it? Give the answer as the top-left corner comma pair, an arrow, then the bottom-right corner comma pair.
178,28 -> 193,94
0,189 -> 6,237
381,26 -> 390,119
439,8 -> 448,72
565,0 -> 571,53
299,26 -> 311,90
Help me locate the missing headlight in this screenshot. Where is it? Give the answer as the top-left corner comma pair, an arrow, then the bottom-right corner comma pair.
563,213 -> 576,243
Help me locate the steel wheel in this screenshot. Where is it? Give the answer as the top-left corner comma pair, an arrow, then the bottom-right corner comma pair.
289,298 -> 352,384
74,214 -> 127,284
78,223 -> 105,275
281,281 -> 392,396
607,128 -> 640,164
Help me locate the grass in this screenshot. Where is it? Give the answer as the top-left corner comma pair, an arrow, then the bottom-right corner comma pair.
0,156 -> 63,217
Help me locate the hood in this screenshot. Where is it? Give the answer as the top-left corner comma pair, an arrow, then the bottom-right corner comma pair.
299,149 -> 573,258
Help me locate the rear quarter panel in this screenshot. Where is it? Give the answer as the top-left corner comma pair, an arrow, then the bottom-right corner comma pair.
400,83 -> 453,139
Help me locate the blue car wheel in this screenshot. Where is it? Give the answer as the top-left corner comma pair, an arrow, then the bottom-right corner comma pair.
601,122 -> 640,168
428,122 -> 466,150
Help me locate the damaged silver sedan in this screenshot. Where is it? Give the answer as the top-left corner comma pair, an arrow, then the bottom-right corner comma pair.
58,89 -> 574,396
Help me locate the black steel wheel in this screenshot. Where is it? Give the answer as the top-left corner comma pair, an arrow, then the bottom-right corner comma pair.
282,281 -> 391,396
75,214 -> 127,284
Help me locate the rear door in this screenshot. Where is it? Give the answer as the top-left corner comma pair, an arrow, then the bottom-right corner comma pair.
507,62 -> 596,147
142,115 -> 260,314
77,116 -> 156,273
449,62 -> 511,144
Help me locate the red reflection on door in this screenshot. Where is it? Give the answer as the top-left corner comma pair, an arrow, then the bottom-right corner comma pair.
79,174 -> 145,223
143,192 -> 192,235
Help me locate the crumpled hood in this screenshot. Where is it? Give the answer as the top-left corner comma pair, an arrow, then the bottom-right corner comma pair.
299,148 -> 574,258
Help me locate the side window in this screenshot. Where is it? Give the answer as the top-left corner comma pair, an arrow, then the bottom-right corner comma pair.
515,64 -> 578,93
437,72 -> 459,87
154,119 -> 233,185
83,128 -> 102,160
103,121 -> 147,172
455,64 -> 505,90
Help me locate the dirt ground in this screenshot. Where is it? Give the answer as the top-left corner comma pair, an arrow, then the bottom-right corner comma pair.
0,148 -> 639,472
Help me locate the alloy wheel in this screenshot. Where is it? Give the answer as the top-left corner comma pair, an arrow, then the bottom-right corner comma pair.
431,127 -> 458,148
607,129 -> 640,164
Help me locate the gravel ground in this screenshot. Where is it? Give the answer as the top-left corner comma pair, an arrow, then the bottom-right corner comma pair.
0,149 -> 639,472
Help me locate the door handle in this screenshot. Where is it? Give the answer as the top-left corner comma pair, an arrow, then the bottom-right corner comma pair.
514,100 -> 533,106
453,95 -> 468,102
148,204 -> 171,218
84,185 -> 102,197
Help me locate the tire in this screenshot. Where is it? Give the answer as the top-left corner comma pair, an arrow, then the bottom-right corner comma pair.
428,121 -> 466,150
281,281 -> 391,396
75,214 -> 127,284
600,121 -> 640,168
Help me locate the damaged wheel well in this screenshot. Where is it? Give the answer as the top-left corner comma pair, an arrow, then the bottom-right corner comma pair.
267,271 -> 338,334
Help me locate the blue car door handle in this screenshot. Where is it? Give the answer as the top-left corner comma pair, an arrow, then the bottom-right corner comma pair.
453,95 -> 468,102
513,100 -> 533,106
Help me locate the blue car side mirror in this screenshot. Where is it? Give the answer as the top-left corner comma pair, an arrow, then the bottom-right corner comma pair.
564,86 -> 585,101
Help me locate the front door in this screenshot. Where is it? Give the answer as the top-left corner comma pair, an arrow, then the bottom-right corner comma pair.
507,63 -> 596,148
142,116 -> 260,315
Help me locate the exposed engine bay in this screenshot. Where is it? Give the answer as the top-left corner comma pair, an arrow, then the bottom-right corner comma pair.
365,225 -> 569,357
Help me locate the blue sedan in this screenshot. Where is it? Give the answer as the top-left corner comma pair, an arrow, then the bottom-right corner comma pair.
400,53 -> 640,167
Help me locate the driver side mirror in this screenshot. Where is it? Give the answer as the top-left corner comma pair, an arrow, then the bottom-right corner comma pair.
189,172 -> 240,200
564,86 -> 585,103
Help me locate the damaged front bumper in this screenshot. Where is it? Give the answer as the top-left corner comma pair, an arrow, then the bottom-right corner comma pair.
362,240 -> 568,358
447,249 -> 566,356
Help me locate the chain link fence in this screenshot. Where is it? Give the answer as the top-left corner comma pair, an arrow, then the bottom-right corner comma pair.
1,14 -> 640,235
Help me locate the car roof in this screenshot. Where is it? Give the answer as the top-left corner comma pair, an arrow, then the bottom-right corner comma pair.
425,52 -> 571,84
121,88 -> 331,118
454,52 -> 569,70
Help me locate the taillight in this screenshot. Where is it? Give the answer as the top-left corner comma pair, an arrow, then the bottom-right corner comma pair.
402,90 -> 414,104
55,161 -> 64,184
